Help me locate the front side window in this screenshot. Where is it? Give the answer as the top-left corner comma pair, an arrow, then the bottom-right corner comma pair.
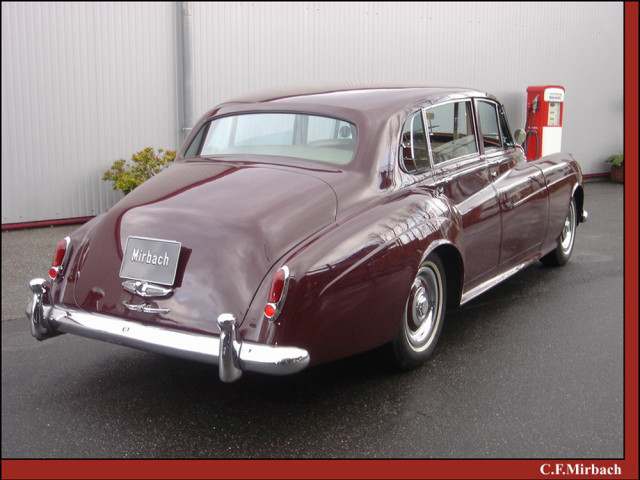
477,101 -> 503,151
185,113 -> 357,166
497,105 -> 515,147
426,101 -> 478,164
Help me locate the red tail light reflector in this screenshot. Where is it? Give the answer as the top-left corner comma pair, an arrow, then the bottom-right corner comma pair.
268,268 -> 287,303
264,304 -> 276,318
264,266 -> 290,320
49,237 -> 70,280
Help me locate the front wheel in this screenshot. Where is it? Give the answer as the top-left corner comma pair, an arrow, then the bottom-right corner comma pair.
392,254 -> 446,370
541,197 -> 577,267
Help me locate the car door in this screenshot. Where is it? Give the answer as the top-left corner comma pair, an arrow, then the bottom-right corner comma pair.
475,99 -> 549,268
408,100 -> 502,289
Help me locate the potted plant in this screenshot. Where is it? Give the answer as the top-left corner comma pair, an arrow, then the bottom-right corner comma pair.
605,153 -> 624,183
102,147 -> 176,194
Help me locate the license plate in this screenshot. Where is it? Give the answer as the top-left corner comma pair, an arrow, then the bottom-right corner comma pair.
119,236 -> 182,286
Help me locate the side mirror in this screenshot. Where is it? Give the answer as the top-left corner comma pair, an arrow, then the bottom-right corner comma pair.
514,128 -> 526,146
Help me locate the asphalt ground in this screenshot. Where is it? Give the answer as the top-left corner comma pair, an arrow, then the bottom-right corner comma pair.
1,180 -> 626,461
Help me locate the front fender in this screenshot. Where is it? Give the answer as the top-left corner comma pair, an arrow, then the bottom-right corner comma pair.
532,153 -> 585,252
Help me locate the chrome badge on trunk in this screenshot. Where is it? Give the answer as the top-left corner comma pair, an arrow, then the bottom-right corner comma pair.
119,236 -> 181,286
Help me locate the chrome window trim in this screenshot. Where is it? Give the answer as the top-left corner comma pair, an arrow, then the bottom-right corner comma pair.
423,99 -> 480,167
474,98 -> 507,155
398,110 -> 432,175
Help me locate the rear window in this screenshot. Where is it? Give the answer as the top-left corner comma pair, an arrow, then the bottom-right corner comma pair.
185,113 -> 357,165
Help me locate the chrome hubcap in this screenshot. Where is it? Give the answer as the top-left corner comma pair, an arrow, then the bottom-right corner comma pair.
414,289 -> 428,320
560,201 -> 576,254
406,264 -> 441,350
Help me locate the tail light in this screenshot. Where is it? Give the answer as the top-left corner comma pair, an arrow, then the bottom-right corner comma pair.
49,237 -> 70,280
264,266 -> 290,320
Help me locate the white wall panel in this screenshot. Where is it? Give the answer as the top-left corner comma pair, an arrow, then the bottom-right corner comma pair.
191,1 -> 623,176
1,2 -> 624,225
2,2 -> 179,224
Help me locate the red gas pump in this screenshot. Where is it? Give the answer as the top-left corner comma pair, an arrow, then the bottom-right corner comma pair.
523,85 -> 565,160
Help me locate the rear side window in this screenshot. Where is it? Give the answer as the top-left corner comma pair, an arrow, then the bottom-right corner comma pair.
400,111 -> 430,174
426,101 -> 478,164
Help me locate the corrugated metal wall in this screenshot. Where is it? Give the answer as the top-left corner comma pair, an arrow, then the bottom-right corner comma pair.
1,2 -> 179,225
191,2 -> 624,174
1,1 -> 624,225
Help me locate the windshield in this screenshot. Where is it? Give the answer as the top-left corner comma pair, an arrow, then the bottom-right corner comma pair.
185,113 -> 357,165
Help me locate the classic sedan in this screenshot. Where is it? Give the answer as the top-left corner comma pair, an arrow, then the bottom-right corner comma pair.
27,85 -> 588,382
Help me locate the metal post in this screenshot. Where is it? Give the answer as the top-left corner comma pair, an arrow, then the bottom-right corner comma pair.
181,2 -> 195,144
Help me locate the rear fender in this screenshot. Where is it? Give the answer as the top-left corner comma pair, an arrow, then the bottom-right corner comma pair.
240,192 -> 462,366
47,215 -> 103,308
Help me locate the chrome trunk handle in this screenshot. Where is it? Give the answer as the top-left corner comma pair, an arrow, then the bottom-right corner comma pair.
122,301 -> 170,314
122,280 -> 173,298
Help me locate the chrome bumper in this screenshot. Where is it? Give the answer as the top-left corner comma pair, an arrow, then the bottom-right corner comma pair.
26,278 -> 310,382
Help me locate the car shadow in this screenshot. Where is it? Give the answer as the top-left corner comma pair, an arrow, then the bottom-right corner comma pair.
38,261 -> 562,458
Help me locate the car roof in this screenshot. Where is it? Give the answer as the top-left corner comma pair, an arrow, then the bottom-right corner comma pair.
210,83 -> 495,120
187,84 -> 501,178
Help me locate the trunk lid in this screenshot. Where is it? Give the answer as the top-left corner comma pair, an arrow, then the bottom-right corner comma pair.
72,161 -> 337,335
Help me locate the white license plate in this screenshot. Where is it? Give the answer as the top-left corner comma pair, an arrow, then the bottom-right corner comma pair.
119,236 -> 182,286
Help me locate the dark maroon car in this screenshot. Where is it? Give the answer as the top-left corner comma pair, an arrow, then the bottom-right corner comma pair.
27,85 -> 588,382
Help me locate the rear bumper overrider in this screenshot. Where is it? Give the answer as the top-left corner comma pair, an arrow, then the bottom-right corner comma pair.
580,209 -> 589,223
26,278 -> 310,382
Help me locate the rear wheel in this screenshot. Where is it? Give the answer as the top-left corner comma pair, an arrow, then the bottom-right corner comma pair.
541,198 -> 577,267
392,254 -> 446,369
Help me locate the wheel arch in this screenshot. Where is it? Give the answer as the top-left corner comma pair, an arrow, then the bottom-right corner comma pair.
572,183 -> 585,223
423,241 -> 464,309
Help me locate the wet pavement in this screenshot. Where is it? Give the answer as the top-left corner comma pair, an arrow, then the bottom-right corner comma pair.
1,181 -> 625,459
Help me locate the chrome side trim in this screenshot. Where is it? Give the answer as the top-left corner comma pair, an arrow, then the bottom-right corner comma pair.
511,185 -> 545,209
460,259 -> 536,305
26,288 -> 310,382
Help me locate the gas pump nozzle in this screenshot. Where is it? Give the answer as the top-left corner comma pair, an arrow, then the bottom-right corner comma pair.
531,95 -> 539,113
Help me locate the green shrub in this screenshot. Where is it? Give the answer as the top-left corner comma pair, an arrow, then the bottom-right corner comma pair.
605,153 -> 624,167
102,147 -> 176,195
